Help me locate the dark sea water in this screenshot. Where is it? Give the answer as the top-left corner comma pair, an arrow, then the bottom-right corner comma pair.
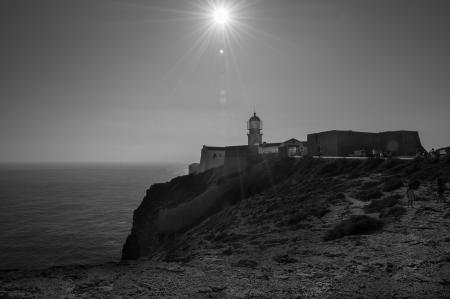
0,163 -> 186,270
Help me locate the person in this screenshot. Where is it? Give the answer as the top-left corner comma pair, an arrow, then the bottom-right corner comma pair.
415,149 -> 422,159
406,183 -> 416,207
437,177 -> 447,203
317,145 -> 322,158
430,148 -> 436,158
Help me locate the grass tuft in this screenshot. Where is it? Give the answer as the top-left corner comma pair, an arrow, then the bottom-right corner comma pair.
324,215 -> 384,241
364,195 -> 401,213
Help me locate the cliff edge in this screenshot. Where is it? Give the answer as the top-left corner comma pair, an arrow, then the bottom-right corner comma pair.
122,156 -> 300,260
122,156 -> 450,262
2,156 -> 449,298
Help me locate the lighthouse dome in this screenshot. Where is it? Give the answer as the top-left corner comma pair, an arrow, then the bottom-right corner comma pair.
247,112 -> 263,130
249,112 -> 260,122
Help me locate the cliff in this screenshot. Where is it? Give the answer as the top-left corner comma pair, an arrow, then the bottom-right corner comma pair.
2,156 -> 450,298
122,156 -> 300,260
122,156 -> 449,262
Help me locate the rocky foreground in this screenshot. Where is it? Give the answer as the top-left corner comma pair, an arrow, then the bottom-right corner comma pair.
1,157 -> 450,298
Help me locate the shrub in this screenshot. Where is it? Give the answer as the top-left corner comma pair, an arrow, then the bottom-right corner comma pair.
409,180 -> 420,190
348,169 -> 361,179
382,177 -> 403,192
287,212 -> 308,226
319,162 -> 339,176
364,195 -> 400,213
311,206 -> 330,218
233,259 -> 258,268
324,215 -> 384,241
357,188 -> 383,201
330,192 -> 346,204
402,162 -> 422,176
362,158 -> 383,171
273,254 -> 298,264
335,193 -> 346,199
221,248 -> 233,256
362,181 -> 380,189
381,205 -> 406,218
379,158 -> 401,171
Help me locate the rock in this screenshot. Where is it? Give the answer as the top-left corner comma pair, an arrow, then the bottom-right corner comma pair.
385,262 -> 394,273
274,274 -> 289,280
415,206 -> 439,215
122,234 -> 140,260
97,285 -> 113,292
211,285 -> 227,292
155,263 -> 185,273
166,265 -> 185,273
255,271 -> 269,280
357,265 -> 370,273
273,254 -> 298,264
221,248 -> 233,256
232,259 -> 258,268
439,278 -> 450,285
412,273 -> 435,283
197,286 -> 212,293
235,289 -> 266,297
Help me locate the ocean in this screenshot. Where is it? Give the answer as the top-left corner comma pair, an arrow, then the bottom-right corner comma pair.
0,163 -> 186,270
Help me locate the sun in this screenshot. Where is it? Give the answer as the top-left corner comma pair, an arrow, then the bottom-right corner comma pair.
212,6 -> 231,27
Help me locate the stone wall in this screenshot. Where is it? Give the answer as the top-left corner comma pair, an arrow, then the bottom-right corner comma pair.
223,145 -> 256,175
199,146 -> 226,172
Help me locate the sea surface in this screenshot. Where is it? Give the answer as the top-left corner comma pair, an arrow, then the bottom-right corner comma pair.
0,163 -> 186,270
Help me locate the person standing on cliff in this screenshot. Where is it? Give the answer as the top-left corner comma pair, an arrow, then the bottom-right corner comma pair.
406,183 -> 416,207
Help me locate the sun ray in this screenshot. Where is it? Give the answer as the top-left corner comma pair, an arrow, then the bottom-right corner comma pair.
136,0 -> 279,111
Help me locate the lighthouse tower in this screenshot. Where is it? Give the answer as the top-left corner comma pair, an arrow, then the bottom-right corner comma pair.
247,112 -> 263,146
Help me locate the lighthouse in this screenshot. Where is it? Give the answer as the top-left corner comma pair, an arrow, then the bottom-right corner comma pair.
247,112 -> 263,146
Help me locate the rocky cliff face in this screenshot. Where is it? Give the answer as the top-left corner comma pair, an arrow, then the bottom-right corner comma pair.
122,157 -> 300,260
122,156 -> 450,261
121,166 -> 223,259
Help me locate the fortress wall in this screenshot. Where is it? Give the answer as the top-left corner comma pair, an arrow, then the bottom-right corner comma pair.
223,145 -> 253,175
379,131 -> 423,155
336,131 -> 379,156
307,131 -> 339,156
307,130 -> 423,157
199,146 -> 225,172
188,163 -> 200,175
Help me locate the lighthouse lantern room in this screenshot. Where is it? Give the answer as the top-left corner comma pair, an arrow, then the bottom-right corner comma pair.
247,112 -> 263,146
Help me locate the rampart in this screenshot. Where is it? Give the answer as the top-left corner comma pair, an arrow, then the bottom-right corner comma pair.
307,130 -> 423,156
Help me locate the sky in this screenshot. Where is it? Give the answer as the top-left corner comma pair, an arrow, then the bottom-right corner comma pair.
1,0 -> 449,163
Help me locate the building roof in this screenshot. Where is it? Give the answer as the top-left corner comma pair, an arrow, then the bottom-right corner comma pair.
308,130 -> 419,136
260,142 -> 281,147
225,145 -> 249,150
202,145 -> 226,151
281,138 -> 307,145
